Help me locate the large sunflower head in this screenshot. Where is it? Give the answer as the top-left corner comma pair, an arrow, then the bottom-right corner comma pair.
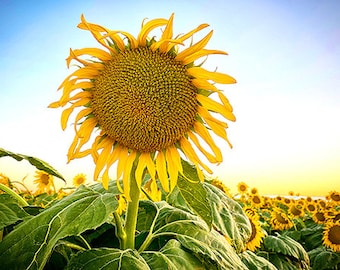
245,211 -> 265,251
270,208 -> 293,231
323,221 -> 340,252
50,14 -> 236,199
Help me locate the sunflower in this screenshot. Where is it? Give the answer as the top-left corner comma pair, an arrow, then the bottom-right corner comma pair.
312,210 -> 327,224
288,203 -> 304,218
250,187 -> 258,195
73,173 -> 87,187
34,170 -> 55,194
0,173 -> 11,190
305,201 -> 317,213
140,178 -> 162,202
329,191 -> 340,203
211,178 -> 231,196
323,221 -> 340,252
237,182 -> 248,194
270,208 -> 293,230
49,14 -> 236,199
245,211 -> 265,251
249,194 -> 264,208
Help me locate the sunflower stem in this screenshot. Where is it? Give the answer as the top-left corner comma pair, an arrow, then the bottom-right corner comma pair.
123,165 -> 140,250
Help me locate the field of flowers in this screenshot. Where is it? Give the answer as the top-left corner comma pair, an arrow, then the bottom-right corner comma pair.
0,148 -> 339,269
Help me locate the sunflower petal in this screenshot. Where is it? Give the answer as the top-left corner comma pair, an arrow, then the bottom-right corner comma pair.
71,48 -> 112,62
176,31 -> 213,62
138,18 -> 168,46
165,146 -> 182,191
187,67 -> 236,84
155,151 -> 169,192
187,131 -> 218,163
197,94 -> 236,121
182,49 -> 228,65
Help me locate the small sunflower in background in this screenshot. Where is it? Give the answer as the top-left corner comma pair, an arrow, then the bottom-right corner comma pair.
328,191 -> 340,204
323,221 -> 340,252
34,170 -> 55,195
0,173 -> 11,191
249,194 -> 264,208
245,211 -> 265,251
73,173 -> 87,187
50,13 -> 236,198
250,187 -> 258,195
312,210 -> 327,225
237,182 -> 248,194
305,201 -> 317,214
270,208 -> 293,231
288,203 -> 305,219
211,178 -> 231,196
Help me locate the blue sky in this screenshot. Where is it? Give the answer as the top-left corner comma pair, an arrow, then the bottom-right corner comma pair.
0,0 -> 339,195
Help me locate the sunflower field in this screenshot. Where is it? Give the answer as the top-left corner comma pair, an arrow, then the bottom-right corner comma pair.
0,148 -> 339,269
1,13 -> 339,270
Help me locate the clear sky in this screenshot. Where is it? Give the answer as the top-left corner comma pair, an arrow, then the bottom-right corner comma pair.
0,0 -> 339,196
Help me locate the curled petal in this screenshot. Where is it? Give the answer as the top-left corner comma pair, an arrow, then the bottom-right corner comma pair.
187,67 -> 236,84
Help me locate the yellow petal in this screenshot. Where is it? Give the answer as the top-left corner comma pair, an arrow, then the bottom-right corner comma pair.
71,48 -> 112,62
197,94 -> 236,121
187,131 -> 218,163
193,121 -> 222,163
181,49 -> 227,65
135,153 -> 147,188
176,23 -> 210,43
187,67 -> 236,84
48,101 -> 60,108
165,146 -> 182,191
159,13 -> 174,52
176,31 -> 213,62
94,139 -> 113,180
155,151 -> 169,192
191,78 -> 219,92
217,91 -> 234,113
138,18 -> 168,46
179,136 -> 212,174
101,31 -> 126,51
150,39 -> 183,52
118,31 -> 138,49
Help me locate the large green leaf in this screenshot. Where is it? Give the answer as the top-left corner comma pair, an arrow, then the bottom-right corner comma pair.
137,201 -> 247,269
239,250 -> 277,270
176,160 -> 212,228
0,148 -> 65,181
263,234 -> 309,269
141,239 -> 204,270
263,234 -> 309,262
0,194 -> 30,230
66,248 -> 149,270
203,183 -> 251,252
308,247 -> 340,270
0,184 -> 119,270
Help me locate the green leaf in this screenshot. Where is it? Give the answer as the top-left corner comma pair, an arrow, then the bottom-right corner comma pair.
263,234 -> 309,262
308,247 -> 340,270
141,239 -> 204,270
0,194 -> 30,230
0,147 -> 65,181
138,201 -> 247,269
239,250 -> 277,270
0,184 -> 119,270
267,254 -> 298,270
203,182 -> 252,252
176,160 -> 212,228
66,248 -> 150,270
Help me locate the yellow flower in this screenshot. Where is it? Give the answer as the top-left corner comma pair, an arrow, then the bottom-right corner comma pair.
250,187 -> 258,195
50,14 -> 236,199
73,173 -> 87,187
0,173 -> 11,190
249,194 -> 264,208
312,210 -> 327,224
288,203 -> 304,218
34,170 -> 55,194
140,178 -> 162,202
270,208 -> 293,230
329,191 -> 340,203
323,221 -> 340,252
116,194 -> 127,215
211,178 -> 231,196
245,211 -> 265,251
305,201 -> 317,213
237,182 -> 248,194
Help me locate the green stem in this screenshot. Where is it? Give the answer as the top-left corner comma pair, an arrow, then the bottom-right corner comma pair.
123,165 -> 140,250
0,183 -> 29,206
113,211 -> 126,249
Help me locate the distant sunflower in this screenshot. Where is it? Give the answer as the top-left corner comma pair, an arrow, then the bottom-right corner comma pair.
237,182 -> 248,194
250,187 -> 258,195
0,173 -> 11,189
289,203 -> 304,218
50,14 -> 236,198
34,170 -> 55,194
270,208 -> 293,230
249,194 -> 264,208
323,221 -> 340,252
305,201 -> 317,213
211,178 -> 231,196
245,211 -> 265,251
73,173 -> 87,187
313,210 -> 327,224
329,191 -> 340,203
